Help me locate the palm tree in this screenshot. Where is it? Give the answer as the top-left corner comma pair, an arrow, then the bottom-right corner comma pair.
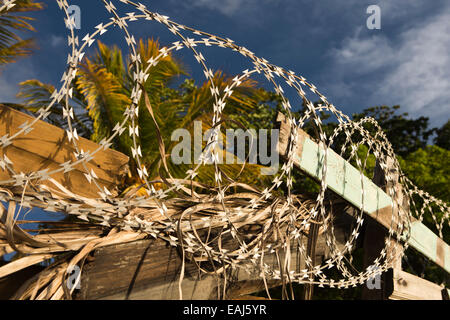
14,39 -> 273,193
0,0 -> 43,67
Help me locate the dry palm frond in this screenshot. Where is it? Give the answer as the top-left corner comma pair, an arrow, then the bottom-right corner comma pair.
0,177 -> 316,300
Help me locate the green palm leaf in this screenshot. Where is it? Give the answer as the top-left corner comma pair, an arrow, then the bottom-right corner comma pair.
76,58 -> 131,153
16,38 -> 274,191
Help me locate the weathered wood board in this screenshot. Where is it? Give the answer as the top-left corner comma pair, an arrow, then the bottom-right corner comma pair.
276,113 -> 450,275
276,114 -> 392,216
0,105 -> 129,199
407,219 -> 450,273
362,158 -> 403,299
77,238 -> 323,300
77,212 -> 353,300
390,269 -> 448,300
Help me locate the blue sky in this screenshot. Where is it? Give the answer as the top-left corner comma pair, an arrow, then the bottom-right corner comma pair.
0,0 -> 449,127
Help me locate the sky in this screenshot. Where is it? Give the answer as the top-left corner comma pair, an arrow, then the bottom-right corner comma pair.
0,0 -> 449,128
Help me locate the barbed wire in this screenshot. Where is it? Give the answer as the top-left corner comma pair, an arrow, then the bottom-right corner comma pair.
0,0 -> 448,299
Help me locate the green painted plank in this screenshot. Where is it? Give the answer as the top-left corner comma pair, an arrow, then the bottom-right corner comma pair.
277,116 -> 450,274
296,137 -> 393,214
408,221 -> 438,263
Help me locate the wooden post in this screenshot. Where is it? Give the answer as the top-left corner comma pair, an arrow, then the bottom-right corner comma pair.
362,157 -> 403,299
361,158 -> 448,300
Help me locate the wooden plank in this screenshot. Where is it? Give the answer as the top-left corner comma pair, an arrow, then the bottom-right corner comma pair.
78,237 -> 303,300
0,105 -> 129,198
277,113 -> 392,215
0,145 -> 122,199
362,157 -> 403,299
407,220 -> 450,272
78,213 -> 353,299
277,113 -> 450,274
390,269 -> 446,300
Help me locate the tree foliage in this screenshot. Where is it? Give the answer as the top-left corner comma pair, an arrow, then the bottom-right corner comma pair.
434,120 -> 450,150
352,105 -> 434,157
400,145 -> 449,203
0,0 -> 42,68
12,39 -> 273,190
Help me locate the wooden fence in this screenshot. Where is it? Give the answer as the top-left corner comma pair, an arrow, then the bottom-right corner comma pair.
0,105 -> 448,299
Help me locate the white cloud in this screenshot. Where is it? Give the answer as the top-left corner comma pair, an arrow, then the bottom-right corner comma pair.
178,0 -> 278,16
330,27 -> 396,75
377,13 -> 450,118
327,8 -> 450,126
189,0 -> 242,16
